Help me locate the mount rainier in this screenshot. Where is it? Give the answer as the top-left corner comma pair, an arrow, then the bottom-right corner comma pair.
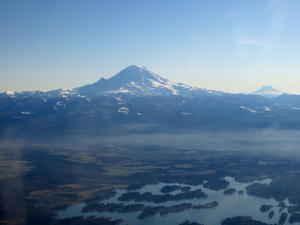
1,65 -> 300,137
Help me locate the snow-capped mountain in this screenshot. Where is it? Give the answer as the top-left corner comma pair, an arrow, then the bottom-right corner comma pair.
2,65 -> 300,136
75,65 -> 221,96
1,65 -> 222,98
251,85 -> 283,97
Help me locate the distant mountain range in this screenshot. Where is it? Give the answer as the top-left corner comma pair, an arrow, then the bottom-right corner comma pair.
0,65 -> 287,98
1,65 -> 300,137
2,65 -> 223,98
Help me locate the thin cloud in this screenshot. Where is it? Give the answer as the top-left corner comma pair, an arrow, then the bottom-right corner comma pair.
236,39 -> 278,48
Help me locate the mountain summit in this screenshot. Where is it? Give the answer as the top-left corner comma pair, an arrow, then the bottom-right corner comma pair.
251,85 -> 283,97
2,66 -> 300,133
75,65 -> 219,96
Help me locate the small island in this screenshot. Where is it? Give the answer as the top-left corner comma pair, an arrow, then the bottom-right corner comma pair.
82,200 -> 217,219
259,204 -> 273,213
178,220 -> 204,225
160,185 -> 191,193
278,213 -> 288,225
223,188 -> 237,195
238,190 -> 244,195
127,183 -> 147,191
221,216 -> 269,225
161,185 -> 182,193
160,203 -> 193,216
268,210 -> 274,219
203,178 -> 229,191
193,201 -> 218,209
118,189 -> 207,203
181,186 -> 192,192
137,206 -> 165,220
137,201 -> 218,220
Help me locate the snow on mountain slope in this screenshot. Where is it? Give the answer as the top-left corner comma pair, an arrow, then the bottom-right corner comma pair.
75,65 -> 221,96
0,66 -> 290,101
251,85 -> 283,97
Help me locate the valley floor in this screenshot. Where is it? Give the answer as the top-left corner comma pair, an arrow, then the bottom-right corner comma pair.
1,132 -> 300,225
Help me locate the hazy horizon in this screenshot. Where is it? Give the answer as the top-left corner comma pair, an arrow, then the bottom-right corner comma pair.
0,65 -> 285,95
1,0 -> 300,94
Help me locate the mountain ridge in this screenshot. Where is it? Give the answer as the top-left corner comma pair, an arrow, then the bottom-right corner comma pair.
0,66 -> 289,98
1,66 -> 300,134
0,65 -> 224,98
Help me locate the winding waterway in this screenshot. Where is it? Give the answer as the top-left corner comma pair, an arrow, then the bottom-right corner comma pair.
58,177 -> 295,225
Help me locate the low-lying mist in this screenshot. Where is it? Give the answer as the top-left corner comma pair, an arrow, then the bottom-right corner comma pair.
1,124 -> 300,158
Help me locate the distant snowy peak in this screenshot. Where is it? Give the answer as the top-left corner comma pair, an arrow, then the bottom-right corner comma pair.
251,85 -> 283,97
0,65 -> 223,98
75,65 -> 221,96
5,91 -> 15,96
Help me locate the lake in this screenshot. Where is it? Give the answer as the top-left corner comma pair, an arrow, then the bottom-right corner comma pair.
58,177 -> 295,225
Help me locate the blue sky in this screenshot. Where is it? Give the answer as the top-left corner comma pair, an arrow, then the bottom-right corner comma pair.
1,0 -> 300,93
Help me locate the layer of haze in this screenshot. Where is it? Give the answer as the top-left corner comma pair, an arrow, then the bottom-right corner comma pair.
1,0 -> 300,93
2,126 -> 300,158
